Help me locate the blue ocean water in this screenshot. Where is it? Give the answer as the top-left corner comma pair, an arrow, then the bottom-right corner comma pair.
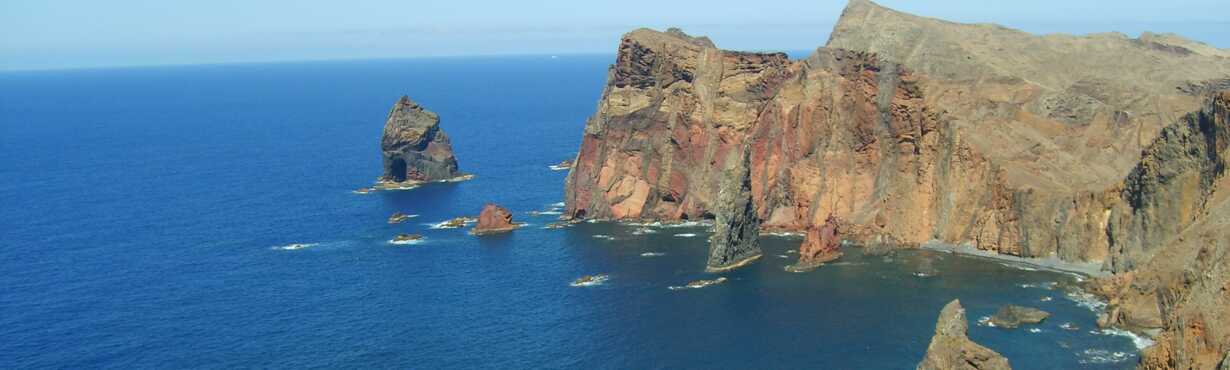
1,56 -> 1141,369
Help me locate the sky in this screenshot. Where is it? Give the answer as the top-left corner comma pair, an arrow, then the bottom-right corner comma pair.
2,0 -> 1228,71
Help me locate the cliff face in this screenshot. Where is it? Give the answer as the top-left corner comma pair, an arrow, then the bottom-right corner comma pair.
917,300 -> 1012,370
1094,93 -> 1230,369
562,1 -> 1230,271
562,3 -> 1230,367
380,96 -> 462,184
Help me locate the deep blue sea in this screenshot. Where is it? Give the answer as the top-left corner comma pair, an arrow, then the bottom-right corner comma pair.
1,56 -> 1142,369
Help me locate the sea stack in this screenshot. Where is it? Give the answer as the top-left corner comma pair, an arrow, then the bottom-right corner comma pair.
786,215 -> 843,272
379,96 -> 463,185
917,300 -> 1012,370
471,204 -> 519,235
706,150 -> 762,272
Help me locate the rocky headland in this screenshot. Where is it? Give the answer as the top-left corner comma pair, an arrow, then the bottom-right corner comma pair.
378,96 -> 469,188
918,300 -> 1012,370
560,0 -> 1230,367
471,204 -> 520,235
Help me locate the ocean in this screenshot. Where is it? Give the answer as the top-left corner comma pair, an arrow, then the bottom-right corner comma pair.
0,56 -> 1141,369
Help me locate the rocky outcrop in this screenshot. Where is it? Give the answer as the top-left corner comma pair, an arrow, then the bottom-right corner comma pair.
786,215 -> 843,272
988,305 -> 1049,329
706,150 -> 762,272
562,1 -> 1230,268
561,5 -> 1230,368
918,299 -> 1012,370
380,96 -> 464,185
471,204 -> 519,235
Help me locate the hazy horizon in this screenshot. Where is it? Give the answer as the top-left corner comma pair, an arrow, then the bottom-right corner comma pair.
3,0 -> 1229,72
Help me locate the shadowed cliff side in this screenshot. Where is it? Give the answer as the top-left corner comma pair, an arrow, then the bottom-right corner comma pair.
706,149 -> 761,272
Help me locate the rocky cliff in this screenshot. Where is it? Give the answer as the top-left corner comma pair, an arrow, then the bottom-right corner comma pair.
562,0 -> 1230,269
561,1 -> 1230,368
917,299 -> 1012,370
380,96 -> 463,184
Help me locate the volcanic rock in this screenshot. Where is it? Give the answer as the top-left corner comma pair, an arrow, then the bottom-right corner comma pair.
786,215 -> 843,272
917,299 -> 1012,370
560,6 -> 1230,368
706,149 -> 762,272
988,305 -> 1050,329
471,204 -> 519,235
379,96 -> 464,186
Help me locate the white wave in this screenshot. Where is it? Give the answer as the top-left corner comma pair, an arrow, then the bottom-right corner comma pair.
763,231 -> 804,237
1060,322 -> 1079,331
1098,328 -> 1155,350
640,252 -> 665,257
776,254 -> 790,259
388,238 -> 425,245
550,202 -> 565,208
570,274 -> 609,287
1078,349 -> 1133,364
673,233 -> 698,238
592,234 -> 616,240
272,243 -> 319,251
549,165 -> 570,171
622,220 -> 711,228
537,210 -> 562,215
630,227 -> 658,235
913,272 -> 935,278
1064,290 -> 1108,312
977,316 -> 996,327
1018,281 -> 1058,290
1040,296 -> 1053,302
1027,328 -> 1042,333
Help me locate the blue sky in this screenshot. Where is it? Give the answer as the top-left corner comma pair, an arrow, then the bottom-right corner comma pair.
2,0 -> 1228,71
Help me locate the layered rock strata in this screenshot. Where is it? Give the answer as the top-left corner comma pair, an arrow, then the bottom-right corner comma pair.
706,149 -> 762,272
471,204 -> 519,235
380,96 -> 464,185
560,2 -> 1230,368
917,299 -> 1012,370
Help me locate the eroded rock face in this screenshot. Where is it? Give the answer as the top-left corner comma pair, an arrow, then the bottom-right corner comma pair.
380,96 -> 462,184
562,1 -> 1230,271
706,150 -> 761,272
471,204 -> 518,235
918,299 -> 1012,370
787,215 -> 842,272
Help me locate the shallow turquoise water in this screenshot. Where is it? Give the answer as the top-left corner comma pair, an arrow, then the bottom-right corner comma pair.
0,56 -> 1139,368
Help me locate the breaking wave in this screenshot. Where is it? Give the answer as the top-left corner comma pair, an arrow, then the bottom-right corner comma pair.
272,243 -> 319,251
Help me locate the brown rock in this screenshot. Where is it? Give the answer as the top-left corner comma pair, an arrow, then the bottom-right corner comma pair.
988,305 -> 1050,329
918,299 -> 1012,370
471,204 -> 519,235
379,96 -> 465,186
787,215 -> 843,272
387,212 -> 412,224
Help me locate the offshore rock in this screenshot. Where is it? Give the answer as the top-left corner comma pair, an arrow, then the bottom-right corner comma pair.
786,215 -> 843,272
471,204 -> 519,235
988,305 -> 1050,329
706,150 -> 762,272
379,96 -> 463,185
918,300 -> 1012,370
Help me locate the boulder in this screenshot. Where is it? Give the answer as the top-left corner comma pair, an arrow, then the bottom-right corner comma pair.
471,204 -> 519,235
988,305 -> 1050,329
